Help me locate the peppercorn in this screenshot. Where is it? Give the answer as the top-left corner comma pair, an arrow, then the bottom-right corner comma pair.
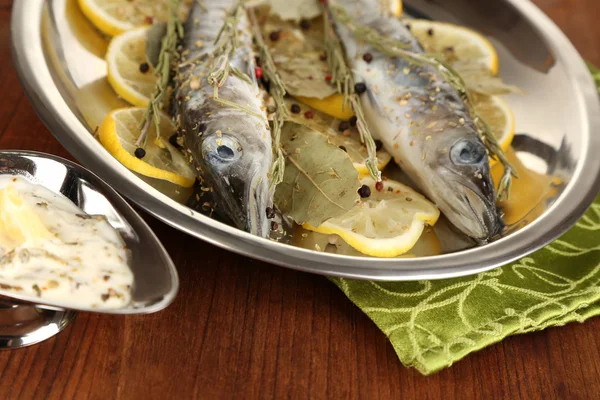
255,66 -> 263,79
300,19 -> 311,30
290,104 -> 301,114
134,148 -> 146,159
271,221 -> 279,230
304,110 -> 315,119
362,52 -> 373,63
338,121 -> 350,131
169,134 -> 180,148
266,207 -> 275,219
269,30 -> 281,41
375,181 -> 384,192
139,62 -> 150,73
358,185 -> 371,198
325,74 -> 332,82
427,28 -> 434,36
354,82 -> 367,95
339,145 -> 347,152
349,116 -> 358,127
375,140 -> 383,151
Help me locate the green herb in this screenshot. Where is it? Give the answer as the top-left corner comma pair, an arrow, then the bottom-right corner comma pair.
322,9 -> 381,181
249,9 -> 287,186
328,4 -> 517,201
136,0 -> 184,148
207,1 -> 245,98
586,61 -> 600,93
274,122 -> 360,227
145,22 -> 168,68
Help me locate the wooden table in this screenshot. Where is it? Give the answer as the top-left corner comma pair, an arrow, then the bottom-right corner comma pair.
1,1 -> 600,398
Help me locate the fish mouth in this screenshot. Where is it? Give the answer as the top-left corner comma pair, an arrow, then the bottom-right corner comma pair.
438,167 -> 502,241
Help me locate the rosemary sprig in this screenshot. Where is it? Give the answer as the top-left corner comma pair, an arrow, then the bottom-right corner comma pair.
328,5 -> 517,200
207,1 -> 244,98
137,0 -> 184,148
248,9 -> 287,186
322,9 -> 381,181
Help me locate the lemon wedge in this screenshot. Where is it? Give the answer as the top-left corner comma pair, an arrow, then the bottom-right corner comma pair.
106,27 -> 157,107
295,95 -> 355,121
472,93 -> 515,157
386,0 -> 403,17
99,107 -> 195,187
407,19 -> 499,75
304,177 -> 439,257
77,0 -> 192,37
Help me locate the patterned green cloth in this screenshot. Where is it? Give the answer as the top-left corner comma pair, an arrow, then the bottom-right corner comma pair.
331,69 -> 600,375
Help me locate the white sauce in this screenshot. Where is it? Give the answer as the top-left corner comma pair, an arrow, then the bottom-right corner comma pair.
0,176 -> 133,309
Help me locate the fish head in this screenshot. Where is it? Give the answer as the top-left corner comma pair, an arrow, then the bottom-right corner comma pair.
200,125 -> 272,237
423,128 -> 502,242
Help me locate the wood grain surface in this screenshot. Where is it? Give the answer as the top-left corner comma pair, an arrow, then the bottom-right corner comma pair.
1,0 -> 600,398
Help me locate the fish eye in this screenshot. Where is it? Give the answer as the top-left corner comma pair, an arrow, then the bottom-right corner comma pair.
203,135 -> 242,164
450,140 -> 486,165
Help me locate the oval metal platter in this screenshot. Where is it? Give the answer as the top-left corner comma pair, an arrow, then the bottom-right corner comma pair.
10,0 -> 600,280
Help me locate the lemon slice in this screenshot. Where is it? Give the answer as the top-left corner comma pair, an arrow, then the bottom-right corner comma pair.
99,107 -> 195,187
106,27 -> 156,107
407,19 -> 499,75
304,177 -> 440,257
295,94 -> 355,121
472,93 -> 515,157
386,0 -> 403,17
78,0 -> 192,37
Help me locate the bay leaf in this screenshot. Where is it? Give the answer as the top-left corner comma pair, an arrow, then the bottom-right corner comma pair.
146,22 -> 167,68
274,122 -> 360,227
275,53 -> 337,99
267,0 -> 322,21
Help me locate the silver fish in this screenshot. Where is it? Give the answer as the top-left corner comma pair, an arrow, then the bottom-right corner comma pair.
330,0 -> 502,241
176,1 -> 273,237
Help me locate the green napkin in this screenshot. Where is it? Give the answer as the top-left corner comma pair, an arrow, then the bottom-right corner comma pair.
331,67 -> 600,376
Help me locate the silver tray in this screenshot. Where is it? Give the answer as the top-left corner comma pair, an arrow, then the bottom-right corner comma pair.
10,0 -> 600,280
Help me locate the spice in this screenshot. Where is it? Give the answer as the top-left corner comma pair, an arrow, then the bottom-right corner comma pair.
362,52 -> 373,63
338,121 -> 350,131
290,104 -> 301,114
427,28 -> 434,36
375,181 -> 384,192
169,134 -> 180,148
255,66 -> 263,79
269,30 -> 281,41
405,23 -> 411,31
139,62 -> 150,73
300,19 -> 311,30
144,16 -> 154,24
134,148 -> 146,159
349,116 -> 358,127
325,74 -> 332,82
304,110 -> 315,119
338,145 -> 347,152
271,221 -> 279,230
265,207 -> 275,219
374,140 -> 383,151
358,184 -> 371,198
354,82 -> 367,95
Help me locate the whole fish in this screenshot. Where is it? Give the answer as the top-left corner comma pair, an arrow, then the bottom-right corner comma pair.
176,1 -> 273,237
329,0 -> 502,241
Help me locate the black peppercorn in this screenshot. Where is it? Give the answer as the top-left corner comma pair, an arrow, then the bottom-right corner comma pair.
349,116 -> 358,127
169,134 -> 180,148
134,147 -> 146,159
300,19 -> 311,30
354,82 -> 367,95
358,184 -> 371,198
266,207 -> 275,219
269,30 -> 281,41
375,140 -> 383,151
139,62 -> 150,73
338,121 -> 350,131
290,103 -> 301,114
362,52 -> 373,63
427,28 -> 434,36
